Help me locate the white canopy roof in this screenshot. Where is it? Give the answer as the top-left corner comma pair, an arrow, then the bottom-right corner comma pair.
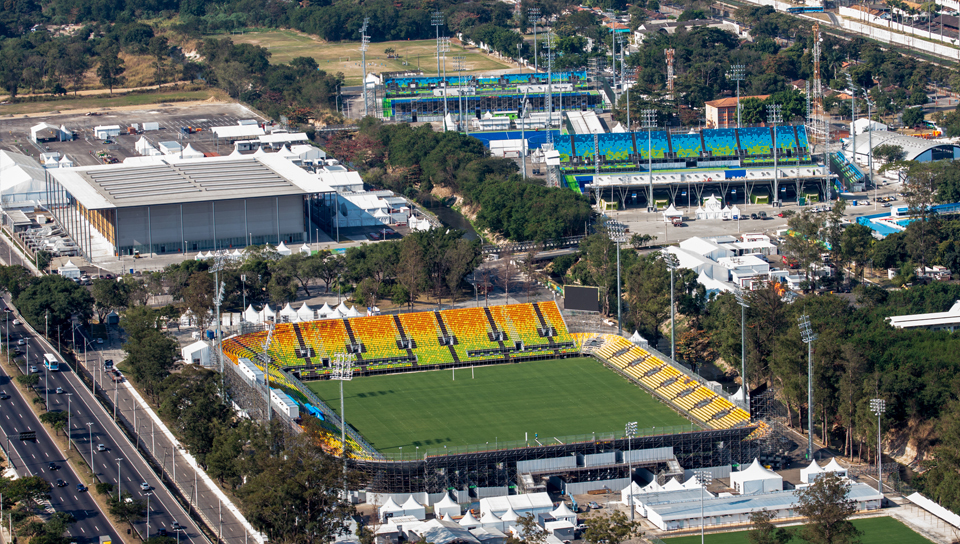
346,305 -> 362,317
641,480 -> 662,493
823,458 -> 847,473
629,330 -> 647,345
231,249 -> 245,259
297,303 -> 314,320
0,150 -> 47,201
436,494 -> 459,508
459,512 -> 480,527
299,243 -> 312,254
260,304 -> 276,317
662,477 -> 684,491
253,146 -> 267,156
59,259 -> 80,271
276,241 -> 292,256
800,459 -> 825,483
336,302 -> 350,314
402,495 -> 422,509
229,145 -> 243,157
244,305 -> 260,323
279,303 -> 298,321
441,513 -> 454,522
318,303 -> 333,316
662,204 -> 682,218
380,497 -> 403,513
181,143 -> 204,158
500,506 -> 519,522
479,511 -> 501,523
550,502 -> 576,519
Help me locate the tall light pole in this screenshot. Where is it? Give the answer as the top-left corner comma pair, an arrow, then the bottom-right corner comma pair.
520,96 -> 530,179
696,470 -> 713,543
625,421 -> 637,520
767,104 -> 782,206
145,492 -> 152,535
116,458 -> 123,501
66,393 -> 72,452
865,92 -> 876,209
432,10 -> 443,79
331,353 -> 355,500
798,314 -> 817,460
454,55 -> 466,134
528,7 -> 540,74
870,398 -> 886,499
440,36 -> 451,131
360,18 -> 370,119
209,251 -> 226,391
734,288 -> 750,406
844,73 -> 857,176
642,109 -> 656,211
727,64 -> 745,128
86,422 -> 94,475
663,253 -> 679,362
544,32 -> 556,139
608,221 -> 626,336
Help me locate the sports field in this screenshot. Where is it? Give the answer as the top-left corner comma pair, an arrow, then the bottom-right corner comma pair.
307,357 -> 691,454
664,517 -> 933,544
215,30 -> 513,84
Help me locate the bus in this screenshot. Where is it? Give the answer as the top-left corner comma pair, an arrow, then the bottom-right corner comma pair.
43,353 -> 59,371
786,6 -> 824,13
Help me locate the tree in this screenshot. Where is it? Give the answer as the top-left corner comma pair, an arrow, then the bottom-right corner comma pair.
39,411 -> 68,435
16,374 -> 39,387
794,472 -> 862,544
630,233 -> 655,249
96,46 -> 126,93
148,35 -> 169,87
872,144 -> 905,164
748,509 -> 793,544
626,254 -> 670,341
35,250 -> 52,271
781,210 -> 824,288
122,306 -> 178,402
3,475 -> 50,510
14,275 -> 93,334
108,492 -> 145,522
582,510 -> 642,544
91,279 -> 129,323
505,513 -> 548,544
840,224 -> 874,280
181,271 -> 214,330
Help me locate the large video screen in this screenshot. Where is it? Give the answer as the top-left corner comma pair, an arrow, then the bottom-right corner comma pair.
564,286 -> 600,312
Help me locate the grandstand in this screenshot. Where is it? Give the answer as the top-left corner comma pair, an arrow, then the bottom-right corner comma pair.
830,151 -> 867,192
671,133 -> 703,159
382,70 -> 589,95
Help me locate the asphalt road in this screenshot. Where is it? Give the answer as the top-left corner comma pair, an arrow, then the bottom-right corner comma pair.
2,302 -> 205,544
0,351 -> 121,544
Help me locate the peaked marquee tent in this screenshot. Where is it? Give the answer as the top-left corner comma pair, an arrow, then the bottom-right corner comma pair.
730,459 -> 783,495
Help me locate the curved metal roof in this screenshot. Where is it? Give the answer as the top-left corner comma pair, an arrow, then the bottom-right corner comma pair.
852,130 -> 960,161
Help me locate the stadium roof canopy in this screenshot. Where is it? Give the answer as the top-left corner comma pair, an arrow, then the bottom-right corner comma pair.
852,131 -> 960,162
47,154 -> 335,210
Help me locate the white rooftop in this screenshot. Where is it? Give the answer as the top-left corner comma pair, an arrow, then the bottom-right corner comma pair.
212,125 -> 266,139
887,300 -> 960,330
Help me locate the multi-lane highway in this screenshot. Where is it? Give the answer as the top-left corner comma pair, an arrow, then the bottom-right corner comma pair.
2,301 -> 204,544
0,351 -> 121,543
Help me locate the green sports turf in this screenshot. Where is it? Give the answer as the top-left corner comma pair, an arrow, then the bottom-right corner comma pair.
663,517 -> 933,544
307,357 -> 690,453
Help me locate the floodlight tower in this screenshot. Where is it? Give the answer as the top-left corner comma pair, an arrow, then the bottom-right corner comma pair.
529,7 -> 541,74
625,421 -> 638,520
642,109 -> 656,211
520,96 -> 530,179
870,398 -> 886,499
431,10 -> 443,79
440,37 -> 451,131
733,288 -> 750,406
865,92 -> 876,209
797,314 -> 817,460
727,64 -> 745,128
331,353 -> 356,498
663,252 -> 679,362
695,470 -> 713,543
455,55 -> 466,134
360,18 -> 370,118
608,221 -> 627,336
545,31 -> 557,142
767,104 -> 782,205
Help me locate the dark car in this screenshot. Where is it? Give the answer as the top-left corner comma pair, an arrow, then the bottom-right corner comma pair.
750,213 -> 759,220
157,529 -> 168,537
0,391 -> 9,400
48,462 -> 58,471
77,483 -> 87,492
56,479 -> 66,487
758,211 -> 768,219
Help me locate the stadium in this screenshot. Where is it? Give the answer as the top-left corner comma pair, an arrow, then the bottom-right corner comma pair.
221,302 -> 769,494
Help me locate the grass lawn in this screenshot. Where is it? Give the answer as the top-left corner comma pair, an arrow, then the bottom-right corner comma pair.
307,357 -> 691,453
663,517 -> 933,544
215,30 -> 513,84
0,89 -> 223,116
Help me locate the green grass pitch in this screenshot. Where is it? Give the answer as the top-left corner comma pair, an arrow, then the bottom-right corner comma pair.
663,517 -> 933,544
307,357 -> 691,453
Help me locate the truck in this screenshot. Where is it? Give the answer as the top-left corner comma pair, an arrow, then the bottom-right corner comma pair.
100,536 -> 112,544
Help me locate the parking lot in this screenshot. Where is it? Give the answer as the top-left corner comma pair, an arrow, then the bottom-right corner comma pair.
0,102 -> 267,166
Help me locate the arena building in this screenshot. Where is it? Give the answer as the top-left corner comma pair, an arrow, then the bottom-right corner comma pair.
43,154 -> 337,261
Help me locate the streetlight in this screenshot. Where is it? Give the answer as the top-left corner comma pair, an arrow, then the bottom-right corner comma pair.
607,221 -> 626,336
116,458 -> 123,501
520,96 -> 531,179
145,492 -> 152,535
663,253 -> 679,362
66,393 -> 72,452
86,422 -> 94,474
695,470 -> 713,543
642,109 -> 656,211
625,421 -> 637,521
733,288 -> 750,406
331,353 -> 355,500
727,65 -> 745,128
870,398 -> 886,499
360,18 -> 370,118
797,314 -> 817,460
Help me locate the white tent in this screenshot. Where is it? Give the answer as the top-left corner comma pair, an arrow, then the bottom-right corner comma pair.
276,242 -> 292,256
479,511 -> 503,531
253,146 -> 267,156
299,243 -> 312,254
730,459 -> 783,495
459,511 -> 481,529
329,307 -> 345,319
500,506 -> 519,526
297,303 -> 315,322
641,480 -> 663,493
279,303 -> 299,323
0,150 -> 48,203
58,155 -> 74,168
181,143 -> 204,159
628,330 -> 648,347
823,458 -> 848,478
379,497 -> 404,522
662,477 -> 684,491
181,340 -> 211,366
317,303 -> 333,318
441,512 -> 454,522
260,304 -> 276,322
58,259 -> 81,279
621,481 -> 644,504
336,302 -> 350,315
730,205 -> 742,220
230,249 -> 245,260
662,204 -> 682,222
800,460 -> 825,483
550,502 -> 577,524
243,305 -> 260,324
681,476 -> 705,489
696,194 -> 724,220
346,306 -> 362,317
434,493 -> 461,518
229,145 -> 243,158
401,495 -> 426,520
721,205 -> 732,220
